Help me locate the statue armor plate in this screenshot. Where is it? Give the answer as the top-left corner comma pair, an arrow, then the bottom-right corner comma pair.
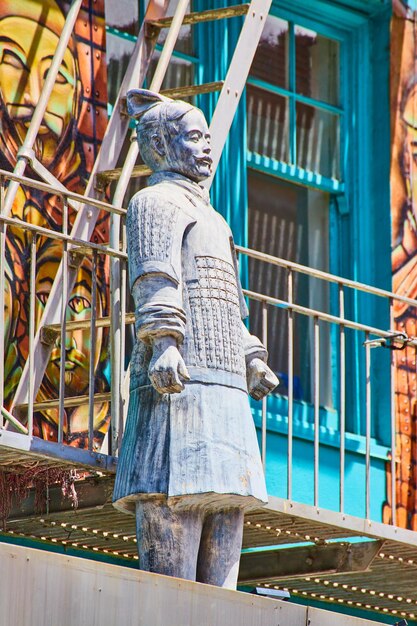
113,173 -> 268,513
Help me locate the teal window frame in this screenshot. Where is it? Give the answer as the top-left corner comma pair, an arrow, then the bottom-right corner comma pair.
247,13 -> 346,194
128,0 -> 392,445
245,0 -> 392,444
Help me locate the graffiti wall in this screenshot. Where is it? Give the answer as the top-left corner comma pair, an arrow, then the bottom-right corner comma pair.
385,0 -> 417,529
1,0 -> 109,450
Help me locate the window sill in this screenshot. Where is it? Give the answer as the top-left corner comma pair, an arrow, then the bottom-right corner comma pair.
250,395 -> 390,461
247,151 -> 345,195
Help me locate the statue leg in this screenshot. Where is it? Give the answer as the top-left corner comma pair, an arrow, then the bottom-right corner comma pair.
196,507 -> 245,589
135,500 -> 203,580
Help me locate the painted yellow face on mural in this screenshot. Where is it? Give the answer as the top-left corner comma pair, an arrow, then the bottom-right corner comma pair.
0,15 -> 77,165
35,244 -> 104,398
402,85 -> 417,210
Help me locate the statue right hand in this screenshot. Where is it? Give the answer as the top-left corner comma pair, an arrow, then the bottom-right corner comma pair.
148,336 -> 190,394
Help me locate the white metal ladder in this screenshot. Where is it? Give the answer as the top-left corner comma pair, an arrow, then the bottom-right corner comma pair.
7,0 -> 273,453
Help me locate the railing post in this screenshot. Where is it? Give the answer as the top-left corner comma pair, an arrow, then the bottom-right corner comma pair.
339,283 -> 346,513
27,233 -> 37,437
313,316 -> 320,508
88,251 -> 98,451
0,176 -> 5,426
287,268 -> 294,501
261,300 -> 268,469
390,297 -> 397,526
365,331 -> 371,520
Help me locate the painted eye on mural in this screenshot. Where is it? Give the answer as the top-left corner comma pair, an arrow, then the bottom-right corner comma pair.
68,295 -> 91,315
0,49 -> 26,71
36,292 -> 49,307
43,67 -> 68,85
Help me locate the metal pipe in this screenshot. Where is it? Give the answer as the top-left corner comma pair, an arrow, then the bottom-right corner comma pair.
0,406 -> 28,435
390,297 -> 396,526
339,284 -> 346,514
236,245 -> 417,310
58,200 -> 69,444
27,234 -> 37,437
287,269 -> 294,501
0,168 -> 125,216
261,301 -> 268,470
88,252 -> 98,451
243,288 -> 417,343
0,177 -> 5,426
314,316 -> 320,508
0,213 -> 126,261
365,332 -> 371,520
119,221 -> 128,452
2,0 -> 83,218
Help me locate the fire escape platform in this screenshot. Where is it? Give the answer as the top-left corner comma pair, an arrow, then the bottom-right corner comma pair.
2,468 -> 417,622
0,430 -> 117,473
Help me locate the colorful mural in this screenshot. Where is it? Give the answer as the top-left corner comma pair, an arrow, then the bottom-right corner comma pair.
384,0 -> 417,529
1,0 -> 110,450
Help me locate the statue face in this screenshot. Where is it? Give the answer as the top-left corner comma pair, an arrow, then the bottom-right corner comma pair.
166,108 -> 212,182
0,15 -> 77,165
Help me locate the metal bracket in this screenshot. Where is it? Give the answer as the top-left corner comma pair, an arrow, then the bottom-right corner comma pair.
40,325 -> 60,347
363,332 -> 412,351
68,247 -> 90,269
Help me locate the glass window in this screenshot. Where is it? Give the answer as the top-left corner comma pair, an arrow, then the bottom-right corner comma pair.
248,16 -> 343,183
247,85 -> 289,161
250,16 -> 288,89
296,102 -> 340,178
295,26 -> 339,106
247,171 -> 332,408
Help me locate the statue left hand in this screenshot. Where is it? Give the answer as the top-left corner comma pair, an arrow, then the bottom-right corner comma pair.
247,358 -> 279,400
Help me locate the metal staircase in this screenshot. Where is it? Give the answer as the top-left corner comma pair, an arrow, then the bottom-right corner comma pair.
3,0 -> 272,453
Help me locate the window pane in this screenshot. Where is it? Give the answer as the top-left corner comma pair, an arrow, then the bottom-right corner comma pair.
247,173 -> 332,407
296,102 -> 340,179
154,0 -> 194,56
247,85 -> 289,161
295,26 -> 340,106
147,53 -> 194,98
250,16 -> 288,89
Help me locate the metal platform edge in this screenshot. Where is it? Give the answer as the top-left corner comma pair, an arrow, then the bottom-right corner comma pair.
267,496 -> 417,547
0,430 -> 117,473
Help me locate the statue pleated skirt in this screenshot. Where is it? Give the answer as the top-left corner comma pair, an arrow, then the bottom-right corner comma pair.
113,381 -> 268,514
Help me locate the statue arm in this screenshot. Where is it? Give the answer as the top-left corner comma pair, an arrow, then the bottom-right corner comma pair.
128,194 -> 195,393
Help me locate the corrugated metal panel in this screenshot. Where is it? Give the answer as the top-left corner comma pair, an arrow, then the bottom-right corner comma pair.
0,542 -> 383,626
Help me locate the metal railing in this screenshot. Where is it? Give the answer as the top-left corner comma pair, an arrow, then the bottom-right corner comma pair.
237,244 -> 417,527
0,169 -> 127,453
2,169 -> 417,528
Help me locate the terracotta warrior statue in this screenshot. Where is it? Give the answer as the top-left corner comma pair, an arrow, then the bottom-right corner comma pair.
113,89 -> 278,589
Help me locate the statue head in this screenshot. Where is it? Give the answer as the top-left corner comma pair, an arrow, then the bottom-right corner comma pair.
127,89 -> 212,182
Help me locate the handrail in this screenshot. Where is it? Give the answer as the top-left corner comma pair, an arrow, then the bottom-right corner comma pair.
237,244 -> 417,309
0,170 -> 126,217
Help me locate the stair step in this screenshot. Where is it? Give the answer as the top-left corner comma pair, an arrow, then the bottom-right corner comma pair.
14,392 -> 111,414
161,80 -> 224,99
147,4 -> 250,30
118,81 -> 224,116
